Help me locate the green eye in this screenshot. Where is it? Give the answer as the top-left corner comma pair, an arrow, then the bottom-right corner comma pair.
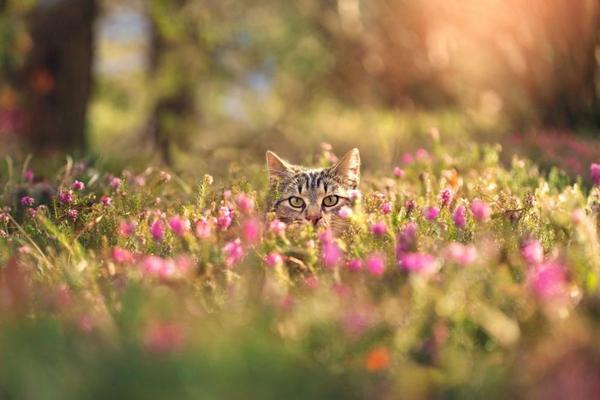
322,195 -> 339,207
288,196 -> 305,208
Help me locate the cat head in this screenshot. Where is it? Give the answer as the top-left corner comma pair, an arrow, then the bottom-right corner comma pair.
266,148 -> 361,229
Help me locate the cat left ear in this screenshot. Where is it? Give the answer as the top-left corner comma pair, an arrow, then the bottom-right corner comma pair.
330,148 -> 360,188
266,150 -> 293,183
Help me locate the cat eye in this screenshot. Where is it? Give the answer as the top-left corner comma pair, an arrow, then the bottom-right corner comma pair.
322,195 -> 339,207
288,196 -> 305,208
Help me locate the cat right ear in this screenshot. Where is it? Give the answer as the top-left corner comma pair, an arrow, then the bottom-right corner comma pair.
266,151 -> 293,183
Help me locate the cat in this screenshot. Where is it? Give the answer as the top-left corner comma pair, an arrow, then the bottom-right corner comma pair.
266,148 -> 360,231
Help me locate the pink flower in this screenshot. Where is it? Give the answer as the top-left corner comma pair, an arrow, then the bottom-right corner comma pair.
58,191 -> 73,204
393,167 -> 405,178
452,205 -> 466,228
118,220 -> 137,237
150,220 -> 165,242
217,207 -> 232,231
401,153 -> 414,165
445,243 -> 477,266
112,247 -> 134,263
319,229 -> 335,245
380,202 -> 392,215
440,189 -> 452,208
168,215 -> 190,236
521,239 -> 544,265
264,252 -> 283,267
322,241 -> 343,268
591,163 -> 600,186
142,255 -> 164,275
235,194 -> 254,214
366,253 -> 386,277
223,238 -> 244,267
571,208 -> 586,225
399,252 -> 439,276
269,219 -> 286,235
0,212 -> 9,224
67,209 -> 78,222
100,195 -> 112,206
529,262 -> 567,300
415,148 -> 430,161
110,177 -> 122,189
173,255 -> 193,274
20,196 -> 34,207
338,206 -> 353,219
423,206 -> 439,221
134,176 -> 146,187
194,217 -> 212,239
370,221 -> 387,237
23,169 -> 34,183
144,322 -> 184,354
405,199 -> 416,215
470,199 -> 491,222
26,208 -> 37,218
346,258 -> 363,271
242,218 -> 261,244
71,180 -> 85,191
348,189 -> 362,202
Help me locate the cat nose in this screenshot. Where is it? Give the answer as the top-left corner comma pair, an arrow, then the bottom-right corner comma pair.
306,215 -> 322,226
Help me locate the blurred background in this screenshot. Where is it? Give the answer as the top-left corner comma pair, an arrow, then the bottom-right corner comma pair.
0,0 -> 599,176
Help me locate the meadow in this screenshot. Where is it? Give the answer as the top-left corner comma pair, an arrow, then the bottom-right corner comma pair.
1,142 -> 599,399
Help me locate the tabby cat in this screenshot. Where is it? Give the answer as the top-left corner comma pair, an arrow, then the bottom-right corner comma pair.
266,148 -> 360,230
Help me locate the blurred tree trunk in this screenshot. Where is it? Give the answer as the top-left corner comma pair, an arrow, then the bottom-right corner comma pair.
25,0 -> 96,152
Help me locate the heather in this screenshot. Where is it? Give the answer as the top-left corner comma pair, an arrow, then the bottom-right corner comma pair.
1,144 -> 600,399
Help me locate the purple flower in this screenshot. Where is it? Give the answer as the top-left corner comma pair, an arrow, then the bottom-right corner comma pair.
58,191 -> 73,204
264,252 -> 283,268
366,253 -> 386,277
168,215 -> 190,236
529,262 -> 567,300
71,180 -> 85,191
405,199 -> 416,215
216,207 -> 232,231
521,239 -> 543,265
346,258 -> 363,272
470,199 -> 491,222
423,206 -> 440,221
150,220 -> 165,242
440,189 -> 452,208
20,196 -> 35,207
380,202 -> 392,215
452,205 -> 466,229
393,167 -> 405,178
396,222 -> 418,254
370,221 -> 387,237
445,243 -> 477,266
399,252 -> 439,276
591,163 -> 600,186
242,218 -> 261,244
223,238 -> 244,267
67,209 -> 78,222
322,241 -> 343,268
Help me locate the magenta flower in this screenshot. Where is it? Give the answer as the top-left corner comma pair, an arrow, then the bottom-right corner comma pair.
322,241 -> 343,268
366,253 -> 386,277
235,194 -> 254,214
223,238 -> 244,267
71,180 -> 85,191
370,221 -> 387,237
529,262 -> 567,300
58,191 -> 73,204
338,206 -> 353,219
319,229 -> 335,245
405,199 -> 416,215
23,169 -> 34,183
100,195 -> 112,206
380,202 -> 392,215
242,218 -> 261,244
217,207 -> 233,231
470,199 -> 491,222
168,215 -> 190,236
399,252 -> 439,276
67,209 -> 78,222
401,152 -> 414,165
264,252 -> 283,268
346,258 -> 363,272
194,217 -> 212,239
396,222 -> 418,254
118,220 -> 137,237
142,255 -> 164,276
521,239 -> 544,265
110,177 -> 122,189
269,219 -> 286,235
423,206 -> 440,221
393,167 -> 405,178
452,205 -> 466,228
445,243 -> 477,266
20,196 -> 34,207
26,208 -> 37,218
591,163 -> 600,186
112,247 -> 134,263
440,189 -> 452,208
150,220 -> 165,242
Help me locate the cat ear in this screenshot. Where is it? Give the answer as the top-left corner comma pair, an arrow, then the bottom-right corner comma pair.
266,151 -> 293,183
330,148 -> 360,188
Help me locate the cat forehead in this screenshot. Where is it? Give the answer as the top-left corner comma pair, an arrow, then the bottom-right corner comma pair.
284,169 -> 337,194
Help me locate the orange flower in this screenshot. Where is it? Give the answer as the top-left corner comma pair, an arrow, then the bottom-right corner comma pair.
365,346 -> 391,372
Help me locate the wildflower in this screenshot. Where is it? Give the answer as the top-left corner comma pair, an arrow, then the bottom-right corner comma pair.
58,191 -> 73,204
423,206 -> 439,221
396,222 -> 417,254
591,163 -> 600,186
67,209 -> 78,222
242,218 -> 261,244
118,220 -> 137,237
264,252 -> 283,268
399,252 -> 439,276
100,195 -> 112,206
571,208 -> 586,225
269,219 -> 286,234
440,189 -> 452,208
144,322 -> 184,354
168,215 -> 190,236
223,238 -> 244,267
445,243 -> 477,266
194,217 -> 212,239
338,206 -> 353,219
529,262 -> 567,300
112,247 -> 134,263
365,346 -> 391,372
26,208 -> 37,218
347,258 -> 363,271
23,169 -> 34,183
405,199 -> 416,215
78,315 -> 95,334
20,196 -> 34,207
321,230 -> 343,268
415,148 -> 430,161
370,221 -> 387,237
452,205 -> 466,228
71,180 -> 85,191
401,153 -> 414,165
142,255 -> 164,275
223,190 -> 232,200
110,177 -> 122,189
305,275 -> 320,290
0,212 -> 9,224
380,202 -> 392,215
173,255 -> 193,274
393,167 -> 405,178
319,229 -> 335,245
134,176 -> 146,187
203,174 -> 214,185
348,189 -> 362,202
470,199 -> 491,222
521,239 -> 544,265
235,193 -> 254,214
366,253 -> 386,277
217,207 -> 232,231
159,171 -> 171,183
150,219 -> 165,242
